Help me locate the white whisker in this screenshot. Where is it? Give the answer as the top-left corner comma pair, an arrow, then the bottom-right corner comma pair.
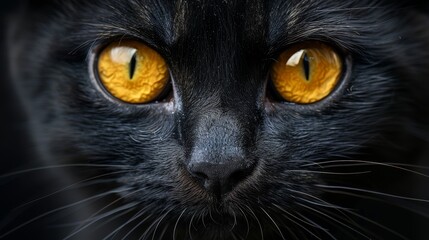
0,188 -> 128,239
0,164 -> 127,179
272,204 -> 324,240
260,206 -> 285,240
297,202 -> 370,239
244,204 -> 264,240
303,160 -> 429,178
316,184 -> 429,203
173,208 -> 186,240
63,200 -> 138,239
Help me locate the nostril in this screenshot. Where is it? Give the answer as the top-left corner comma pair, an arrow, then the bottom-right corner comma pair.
192,171 -> 209,185
187,165 -> 209,185
194,171 -> 208,180
229,168 -> 251,186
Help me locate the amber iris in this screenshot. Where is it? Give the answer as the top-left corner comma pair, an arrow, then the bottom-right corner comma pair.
97,40 -> 169,104
271,42 -> 343,104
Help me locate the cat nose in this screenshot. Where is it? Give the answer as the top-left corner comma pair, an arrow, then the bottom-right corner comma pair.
183,112 -> 257,197
187,155 -> 254,197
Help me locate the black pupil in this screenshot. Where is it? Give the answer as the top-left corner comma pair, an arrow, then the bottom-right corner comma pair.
129,52 -> 137,79
303,52 -> 310,80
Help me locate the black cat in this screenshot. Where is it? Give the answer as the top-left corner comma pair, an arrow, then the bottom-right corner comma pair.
1,0 -> 429,239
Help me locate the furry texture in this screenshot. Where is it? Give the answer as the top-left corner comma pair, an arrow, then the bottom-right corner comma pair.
2,0 -> 429,239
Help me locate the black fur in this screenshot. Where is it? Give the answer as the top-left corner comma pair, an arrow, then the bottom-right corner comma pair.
2,0 -> 429,239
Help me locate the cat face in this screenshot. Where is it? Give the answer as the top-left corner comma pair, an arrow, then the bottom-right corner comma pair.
7,0 -> 429,239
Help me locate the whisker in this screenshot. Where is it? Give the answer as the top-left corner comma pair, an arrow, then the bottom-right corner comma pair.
187,211 -> 196,240
231,233 -> 240,240
339,205 -> 409,240
272,204 -> 323,240
303,160 -> 429,178
322,188 -> 429,219
287,169 -> 371,175
63,202 -> 137,240
285,184 -> 360,227
260,206 -> 285,240
15,170 -> 130,210
208,208 -> 220,225
200,209 -> 207,229
140,208 -> 172,240
292,210 -> 338,240
173,208 -> 186,240
297,202 -> 370,239
348,211 -> 408,239
244,204 -> 264,240
229,207 -> 238,232
235,204 -> 250,238
274,203 -> 325,230
290,192 -> 360,229
156,222 -> 170,240
0,164 -> 128,178
286,188 -> 350,210
67,188 -> 143,238
295,196 -> 348,211
316,184 -> 429,203
0,188 -> 128,239
315,6 -> 389,13
93,208 -> 137,238
315,201 -> 408,240
102,205 -> 151,240
121,213 -> 153,240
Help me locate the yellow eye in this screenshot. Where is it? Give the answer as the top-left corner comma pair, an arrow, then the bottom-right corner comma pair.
271,42 -> 343,104
97,40 -> 169,104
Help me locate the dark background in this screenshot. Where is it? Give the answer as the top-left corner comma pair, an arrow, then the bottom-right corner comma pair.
0,1 -> 35,234
0,1 -> 33,175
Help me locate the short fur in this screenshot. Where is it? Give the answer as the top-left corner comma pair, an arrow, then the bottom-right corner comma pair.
2,0 -> 429,239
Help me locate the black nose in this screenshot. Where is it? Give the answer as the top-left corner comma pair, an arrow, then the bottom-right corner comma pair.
187,157 -> 254,197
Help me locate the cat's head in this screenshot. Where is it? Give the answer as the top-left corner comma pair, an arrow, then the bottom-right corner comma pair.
7,0 -> 429,239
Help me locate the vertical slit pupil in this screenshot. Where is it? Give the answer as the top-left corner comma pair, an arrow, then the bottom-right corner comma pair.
129,52 -> 137,79
303,52 -> 310,80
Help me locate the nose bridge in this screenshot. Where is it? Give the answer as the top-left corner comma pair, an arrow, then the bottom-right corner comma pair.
185,110 -> 255,196
191,111 -> 244,164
